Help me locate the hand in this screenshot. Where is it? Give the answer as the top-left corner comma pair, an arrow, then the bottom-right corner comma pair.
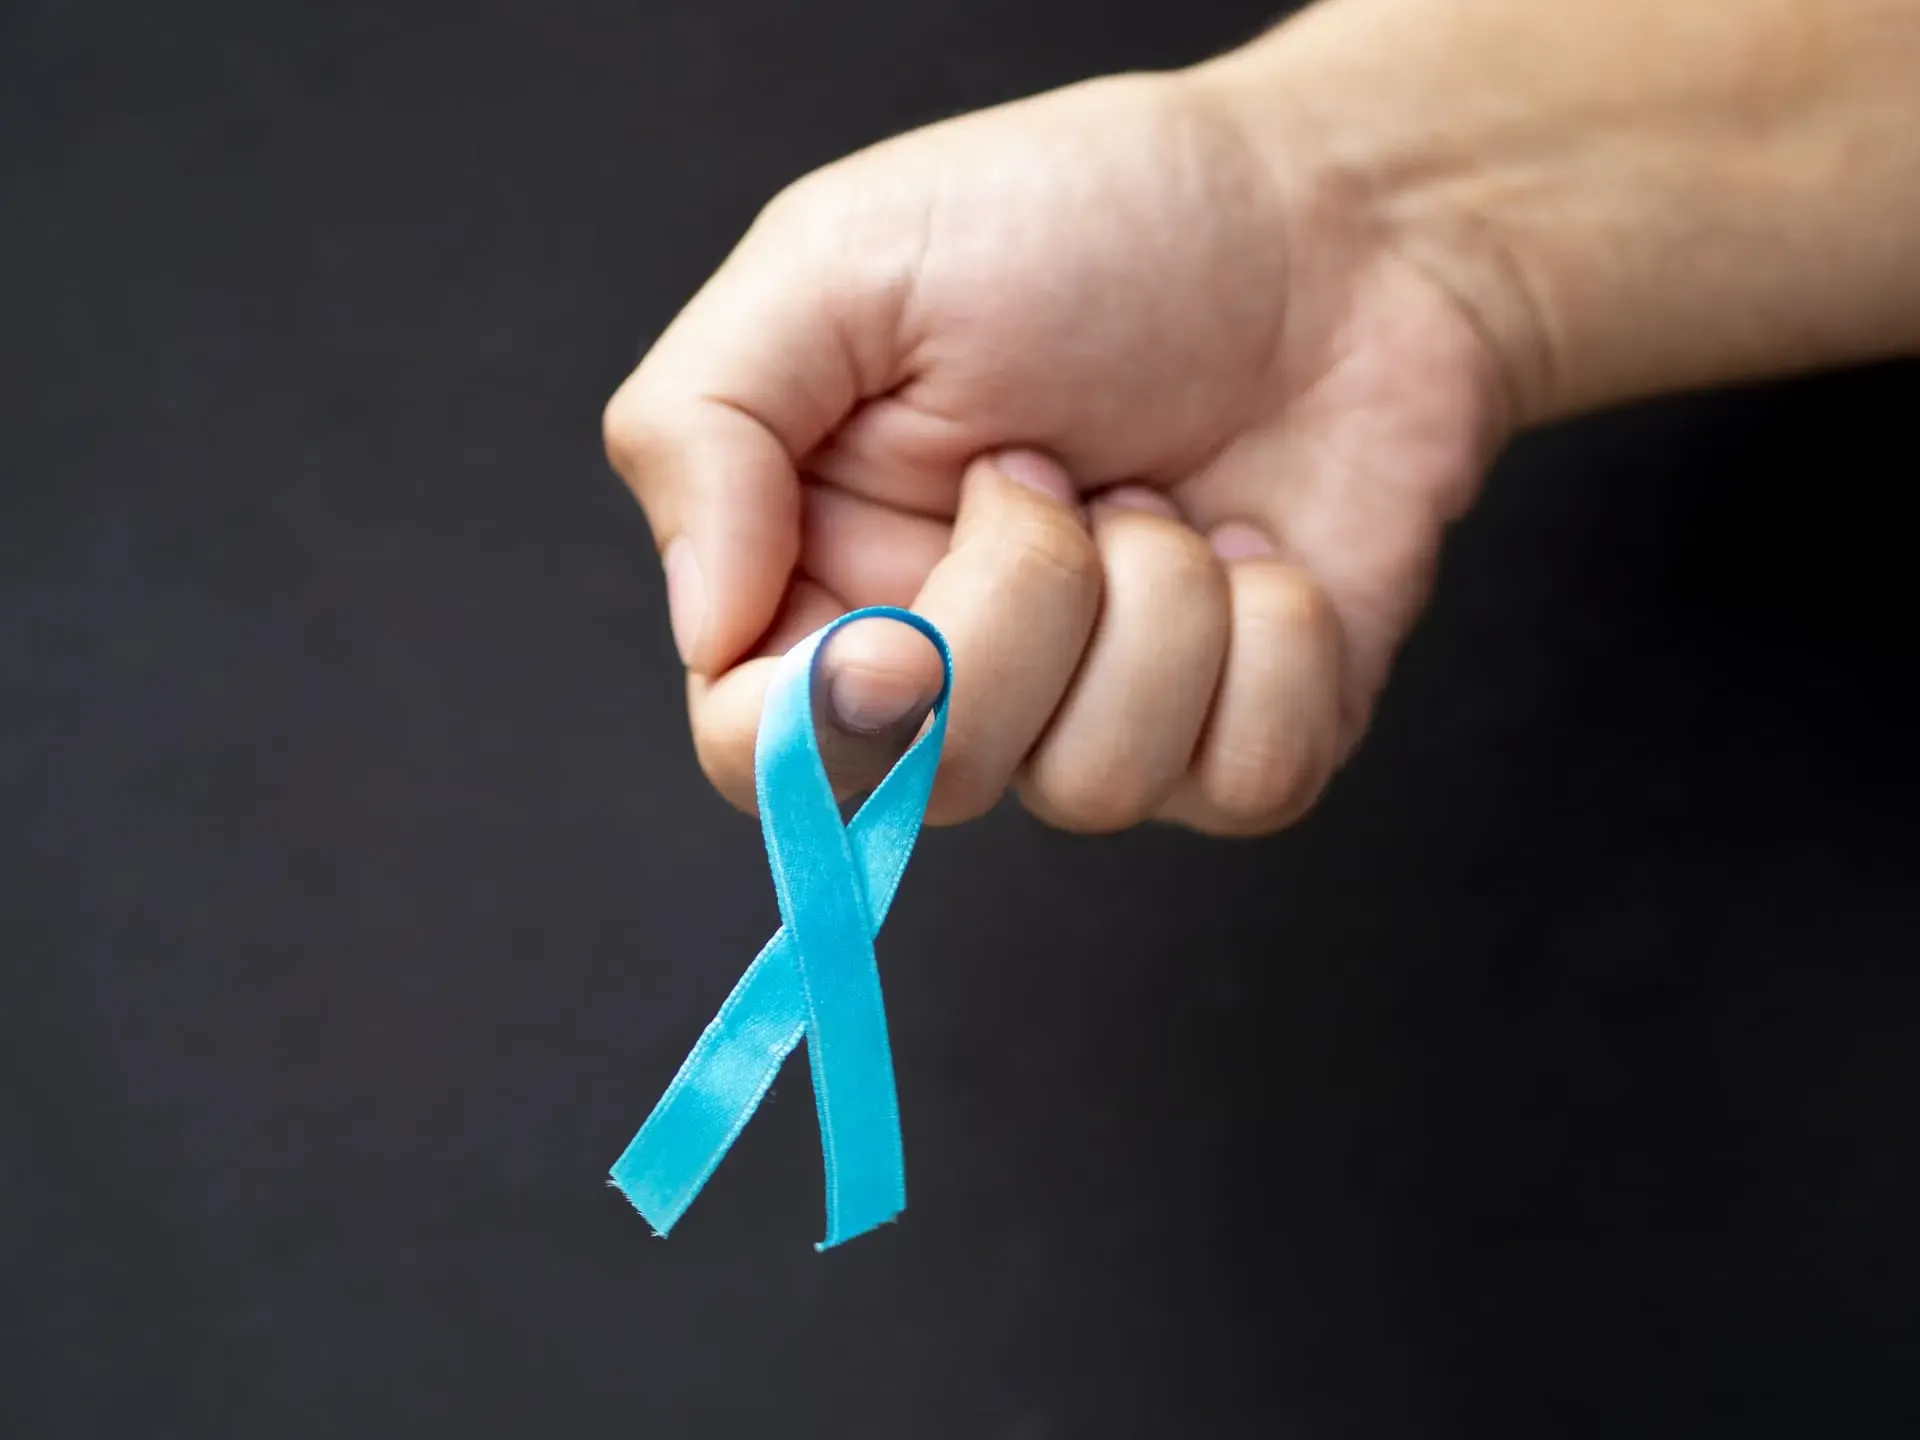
603,68 -> 1509,835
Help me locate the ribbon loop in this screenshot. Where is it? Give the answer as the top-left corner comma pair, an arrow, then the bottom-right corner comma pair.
611,607 -> 951,1249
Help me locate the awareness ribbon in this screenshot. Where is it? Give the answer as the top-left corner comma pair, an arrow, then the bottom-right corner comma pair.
611,606 -> 951,1250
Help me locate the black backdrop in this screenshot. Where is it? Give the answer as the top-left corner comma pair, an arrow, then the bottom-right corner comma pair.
4,2 -> 1918,1436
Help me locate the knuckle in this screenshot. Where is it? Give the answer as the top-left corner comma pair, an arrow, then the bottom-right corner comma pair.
1164,530 -> 1229,607
760,169 -> 821,223
753,166 -> 842,245
689,721 -> 757,819
600,380 -> 660,482
1254,564 -> 1340,644
923,740 -> 1007,828
1107,516 -> 1223,605
1004,511 -> 1101,597
1022,760 -> 1153,836
1201,731 -> 1330,836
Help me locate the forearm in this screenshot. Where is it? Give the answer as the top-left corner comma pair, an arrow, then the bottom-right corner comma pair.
1196,0 -> 1920,425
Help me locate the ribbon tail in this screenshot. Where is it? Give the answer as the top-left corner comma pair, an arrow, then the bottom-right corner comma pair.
608,931 -> 807,1235
608,735 -> 944,1242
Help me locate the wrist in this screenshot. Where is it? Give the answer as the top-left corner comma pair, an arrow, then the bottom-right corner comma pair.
1193,0 -> 1920,427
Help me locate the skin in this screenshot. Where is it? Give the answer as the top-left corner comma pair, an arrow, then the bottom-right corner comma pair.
602,0 -> 1920,837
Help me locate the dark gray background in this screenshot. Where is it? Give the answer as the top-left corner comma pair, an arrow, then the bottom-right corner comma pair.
4,1 -> 1917,1435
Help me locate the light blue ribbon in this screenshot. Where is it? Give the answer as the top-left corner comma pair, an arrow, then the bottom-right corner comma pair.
611,606 -> 951,1250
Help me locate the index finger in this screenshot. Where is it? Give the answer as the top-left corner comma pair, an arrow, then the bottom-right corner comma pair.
600,187 -> 894,674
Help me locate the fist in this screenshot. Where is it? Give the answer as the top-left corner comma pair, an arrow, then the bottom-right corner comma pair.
603,69 -> 1507,835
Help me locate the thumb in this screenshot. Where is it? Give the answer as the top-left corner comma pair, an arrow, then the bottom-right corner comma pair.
811,613 -> 948,801
602,191 -> 907,674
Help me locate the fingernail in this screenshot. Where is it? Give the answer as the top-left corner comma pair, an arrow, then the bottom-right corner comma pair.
663,536 -> 705,665
1094,485 -> 1180,518
1209,522 -> 1276,562
993,448 -> 1078,506
827,666 -> 935,734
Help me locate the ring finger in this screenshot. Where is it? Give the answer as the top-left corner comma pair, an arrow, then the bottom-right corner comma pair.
1016,489 -> 1231,833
